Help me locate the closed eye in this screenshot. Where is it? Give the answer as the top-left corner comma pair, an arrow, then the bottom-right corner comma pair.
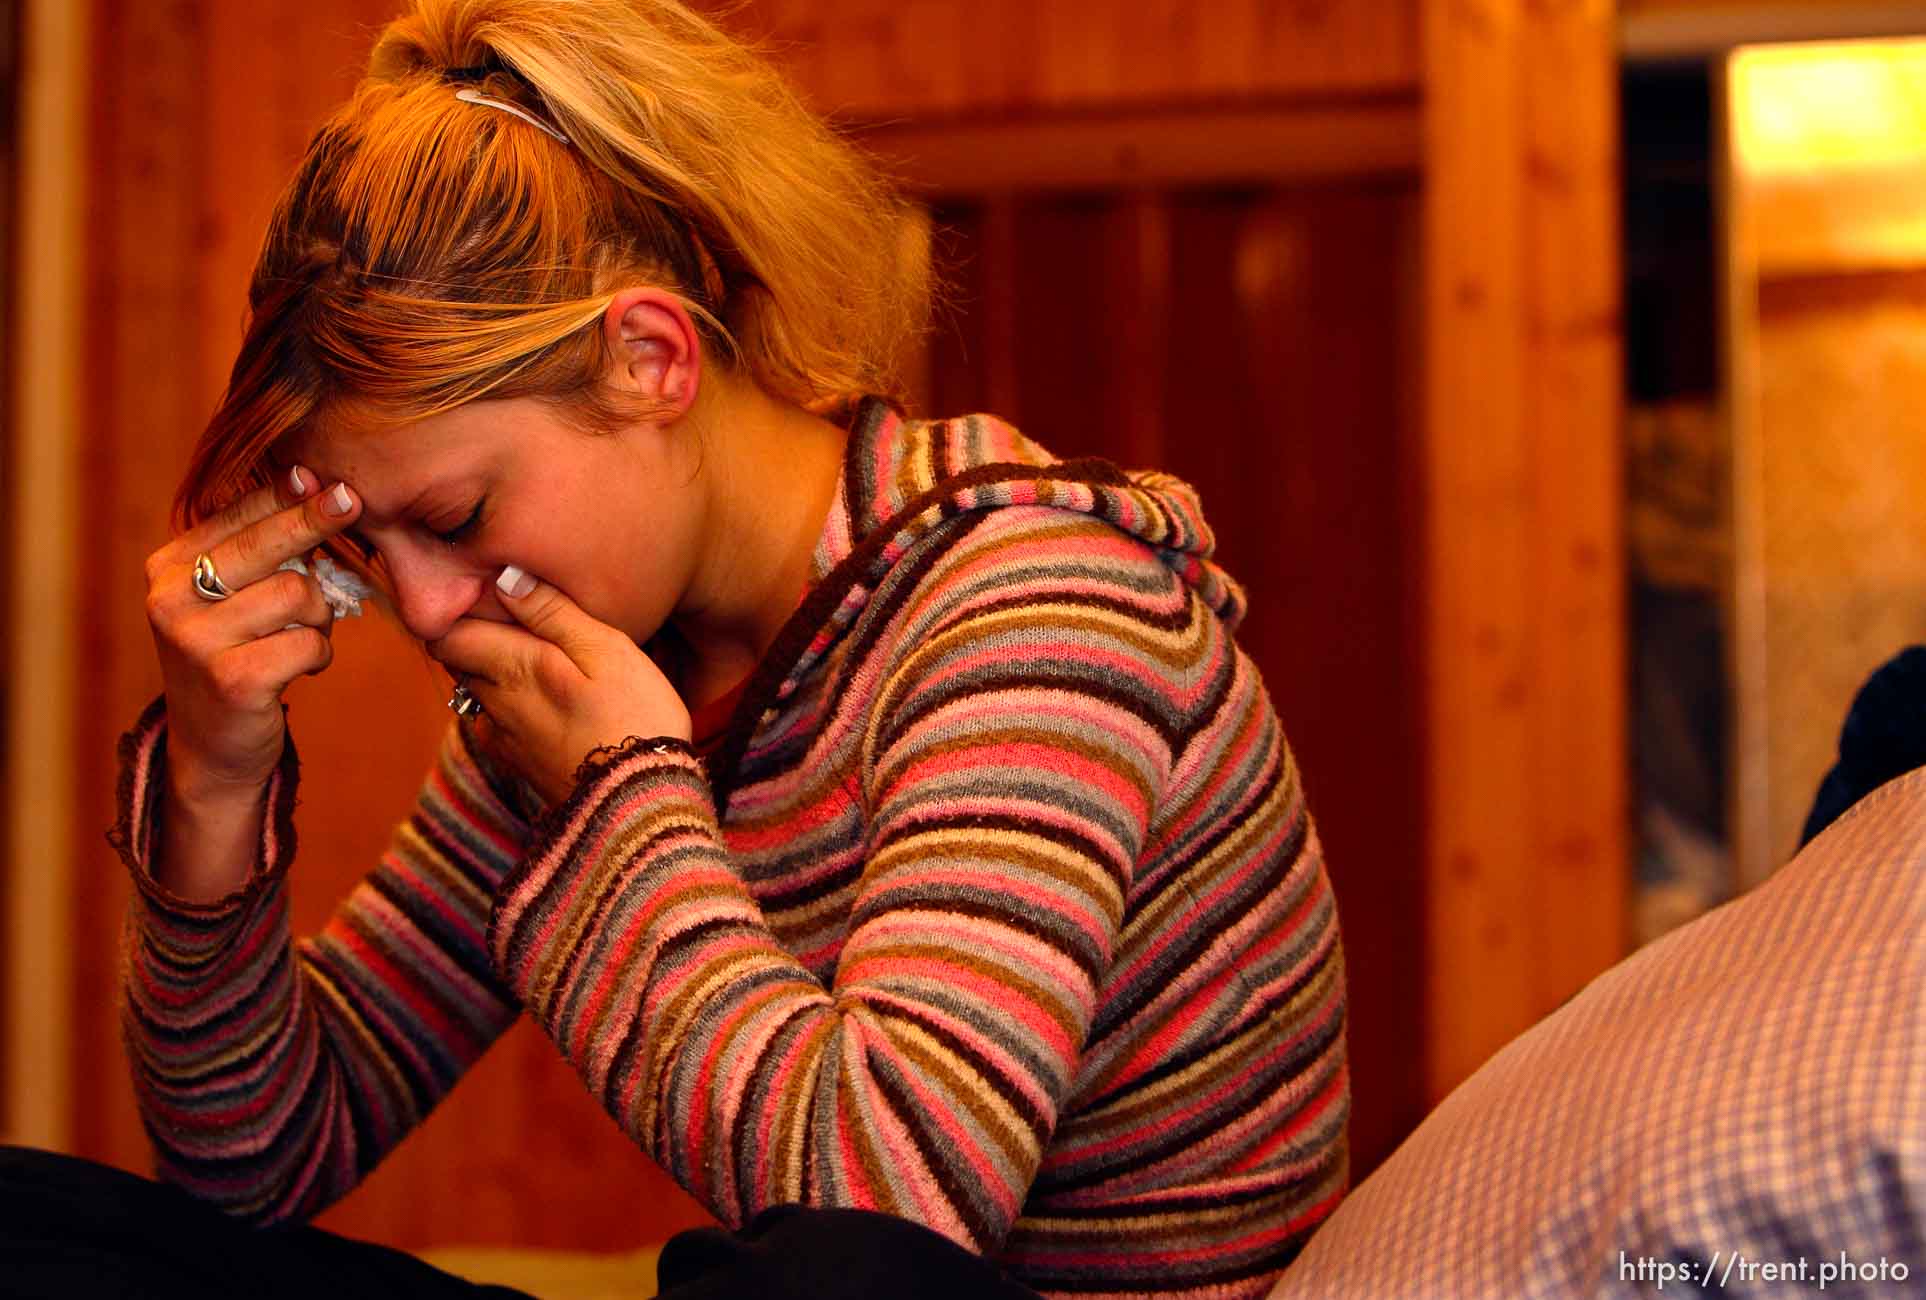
432,500 -> 485,547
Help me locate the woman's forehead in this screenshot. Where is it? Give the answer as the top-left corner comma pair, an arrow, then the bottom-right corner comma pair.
277,403 -> 485,505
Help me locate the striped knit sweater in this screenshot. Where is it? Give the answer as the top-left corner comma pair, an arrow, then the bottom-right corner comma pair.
114,399 -> 1349,1299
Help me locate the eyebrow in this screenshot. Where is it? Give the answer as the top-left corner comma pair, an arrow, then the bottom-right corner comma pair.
358,481 -> 452,528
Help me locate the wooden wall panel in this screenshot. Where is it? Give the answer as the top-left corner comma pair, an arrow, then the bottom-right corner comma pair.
863,103 -> 1421,210
717,0 -> 1420,119
5,0 -> 89,1150
75,0 -> 215,1177
1421,0 -> 1627,1098
1625,0 -> 1922,12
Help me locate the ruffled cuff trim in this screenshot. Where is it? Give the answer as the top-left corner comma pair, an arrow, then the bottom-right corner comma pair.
105,694 -> 301,920
573,734 -> 698,786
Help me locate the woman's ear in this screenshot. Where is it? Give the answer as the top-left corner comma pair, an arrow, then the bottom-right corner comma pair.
602,287 -> 701,418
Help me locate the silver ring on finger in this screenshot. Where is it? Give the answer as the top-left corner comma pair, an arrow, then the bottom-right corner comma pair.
448,679 -> 484,718
192,552 -> 234,602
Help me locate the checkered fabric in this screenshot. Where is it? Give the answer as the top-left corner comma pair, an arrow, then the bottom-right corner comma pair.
1273,768 -> 1926,1298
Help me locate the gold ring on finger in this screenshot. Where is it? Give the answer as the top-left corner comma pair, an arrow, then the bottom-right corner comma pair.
192,552 -> 234,602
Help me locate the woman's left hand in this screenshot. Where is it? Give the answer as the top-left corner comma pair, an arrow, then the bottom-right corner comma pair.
428,567 -> 693,805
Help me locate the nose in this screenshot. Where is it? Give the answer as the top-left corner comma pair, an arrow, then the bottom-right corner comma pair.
384,552 -> 490,644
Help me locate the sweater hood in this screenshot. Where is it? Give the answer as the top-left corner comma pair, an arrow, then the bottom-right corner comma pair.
800,398 -> 1242,689
707,397 -> 1245,806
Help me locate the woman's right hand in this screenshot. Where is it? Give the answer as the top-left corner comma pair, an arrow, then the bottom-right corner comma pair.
142,467 -> 362,898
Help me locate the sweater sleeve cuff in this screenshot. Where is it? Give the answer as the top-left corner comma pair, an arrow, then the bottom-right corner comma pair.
106,693 -> 301,924
487,737 -> 718,1005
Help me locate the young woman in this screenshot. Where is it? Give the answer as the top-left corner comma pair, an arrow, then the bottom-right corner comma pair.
70,1 -> 1349,1295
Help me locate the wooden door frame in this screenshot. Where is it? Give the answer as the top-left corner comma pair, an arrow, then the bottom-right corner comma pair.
1420,0 -> 1628,1100
3,0 -> 88,1149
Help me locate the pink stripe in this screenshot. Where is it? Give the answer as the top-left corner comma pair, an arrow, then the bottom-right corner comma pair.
866,420 -> 895,526
847,953 -> 1075,1058
433,761 -> 522,861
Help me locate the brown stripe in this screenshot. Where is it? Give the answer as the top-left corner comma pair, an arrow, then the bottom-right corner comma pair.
527,815 -> 724,1015
959,575 -> 1203,640
487,746 -> 703,966
1088,785 -> 1305,1053
1170,624 -> 1243,752
866,812 -> 1127,913
596,911 -> 772,1119
1107,728 -> 1289,935
872,723 -> 1156,827
842,1057 -> 912,1222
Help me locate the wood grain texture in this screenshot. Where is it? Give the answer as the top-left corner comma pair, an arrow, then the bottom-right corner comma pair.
714,0 -> 1420,118
4,0 -> 88,1151
1625,0 -> 1917,11
1421,0 -> 1628,1100
75,0 -> 213,1178
858,101 -> 1422,197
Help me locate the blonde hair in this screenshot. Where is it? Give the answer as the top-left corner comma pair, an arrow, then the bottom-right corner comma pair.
176,0 -> 925,527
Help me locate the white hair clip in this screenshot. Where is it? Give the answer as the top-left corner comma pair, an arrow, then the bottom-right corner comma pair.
454,88 -> 571,145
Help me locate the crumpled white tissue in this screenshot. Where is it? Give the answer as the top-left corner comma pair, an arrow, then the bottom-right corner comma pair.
278,552 -> 377,619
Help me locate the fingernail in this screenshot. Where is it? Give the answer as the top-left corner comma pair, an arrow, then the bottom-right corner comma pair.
322,483 -> 354,516
288,465 -> 310,496
497,565 -> 536,598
